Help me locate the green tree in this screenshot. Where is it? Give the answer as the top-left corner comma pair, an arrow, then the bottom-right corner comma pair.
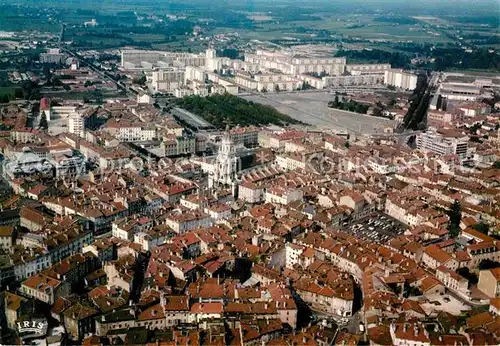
301,81 -> 311,90
493,161 -> 500,169
332,95 -> 339,108
39,111 -> 48,130
92,90 -> 103,104
344,141 -> 350,148
42,65 -> 52,81
372,107 -> 383,117
274,84 -> 280,93
473,222 -> 490,235
14,88 -> 23,99
447,200 -> 462,238
134,75 -> 147,85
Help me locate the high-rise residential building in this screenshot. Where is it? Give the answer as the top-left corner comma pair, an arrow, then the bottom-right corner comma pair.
416,128 -> 468,158
120,50 -> 205,69
151,69 -> 185,92
68,113 -> 85,138
40,48 -> 65,64
384,69 -> 418,90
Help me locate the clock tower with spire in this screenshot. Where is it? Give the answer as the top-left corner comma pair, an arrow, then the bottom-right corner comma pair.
209,126 -> 239,190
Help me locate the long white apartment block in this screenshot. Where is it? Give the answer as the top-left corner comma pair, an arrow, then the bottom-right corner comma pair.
121,50 -> 206,69
384,69 -> 418,90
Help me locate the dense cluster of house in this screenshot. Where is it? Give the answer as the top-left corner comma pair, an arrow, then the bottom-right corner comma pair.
0,96 -> 499,345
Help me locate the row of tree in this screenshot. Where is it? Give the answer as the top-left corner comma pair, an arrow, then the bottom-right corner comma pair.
175,94 -> 302,128
335,49 -> 411,69
328,96 -> 369,114
400,75 -> 429,131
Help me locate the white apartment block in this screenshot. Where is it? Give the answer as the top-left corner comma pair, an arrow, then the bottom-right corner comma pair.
285,244 -> 304,269
121,50 -> 205,69
345,64 -> 391,74
151,69 -> 185,92
174,88 -> 194,98
265,186 -> 303,205
384,69 -> 418,90
185,66 -> 207,83
416,129 -> 468,158
68,113 -> 85,138
385,198 -> 424,227
435,266 -> 469,295
244,49 -> 346,76
107,126 -> 156,142
112,220 -> 136,241
324,74 -> 384,88
238,182 -> 264,204
289,57 -> 346,75
295,284 -> 353,317
204,204 -> 232,223
235,72 -> 301,92
230,127 -> 259,147
165,212 -> 213,234
367,157 -> 398,175
275,154 -> 306,171
134,231 -> 168,251
46,106 -> 79,121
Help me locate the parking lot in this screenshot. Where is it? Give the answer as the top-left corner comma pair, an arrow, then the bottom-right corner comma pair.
342,212 -> 407,243
242,91 -> 394,134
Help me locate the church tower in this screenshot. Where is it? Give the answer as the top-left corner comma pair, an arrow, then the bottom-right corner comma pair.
209,128 -> 239,189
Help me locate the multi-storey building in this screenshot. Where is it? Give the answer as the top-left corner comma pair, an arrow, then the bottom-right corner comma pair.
40,48 -> 65,64
324,74 -> 384,88
416,128 -> 468,158
21,274 -> 71,304
384,69 -> 418,90
151,69 -> 185,92
68,113 -> 85,138
104,119 -> 156,142
120,50 -> 205,69
165,211 -> 213,234
345,64 -> 391,74
244,49 -> 346,76
230,126 -> 259,147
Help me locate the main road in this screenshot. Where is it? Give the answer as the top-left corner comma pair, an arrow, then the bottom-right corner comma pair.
58,45 -> 136,98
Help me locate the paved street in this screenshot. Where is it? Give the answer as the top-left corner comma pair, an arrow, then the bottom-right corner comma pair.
313,309 -> 363,334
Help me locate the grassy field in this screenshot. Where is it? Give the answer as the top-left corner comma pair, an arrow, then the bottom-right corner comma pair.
0,86 -> 21,101
127,34 -> 168,43
0,87 -> 17,95
222,15 -> 455,44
